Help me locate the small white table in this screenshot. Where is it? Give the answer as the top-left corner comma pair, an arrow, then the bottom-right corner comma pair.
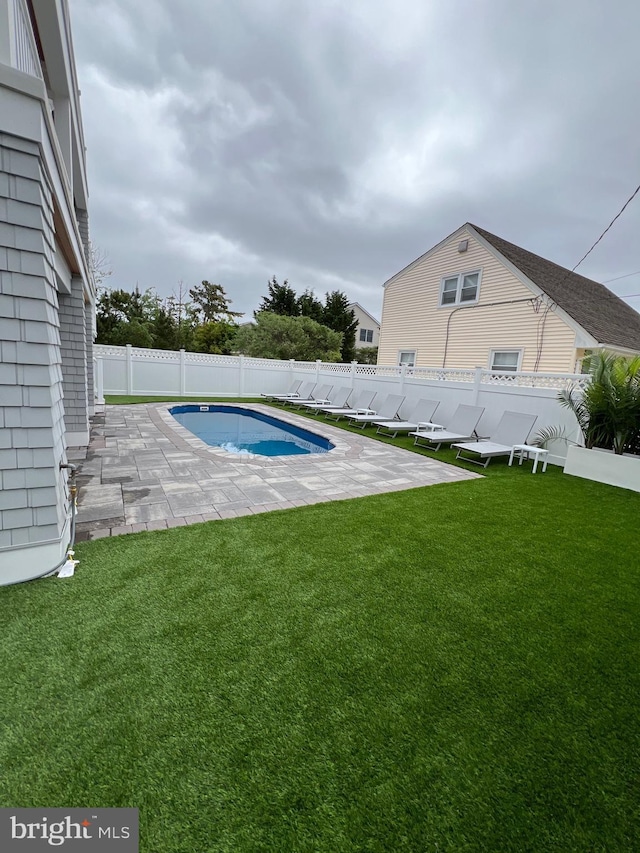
509,444 -> 549,473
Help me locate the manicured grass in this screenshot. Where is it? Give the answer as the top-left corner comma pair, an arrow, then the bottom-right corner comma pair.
1,472 -> 639,851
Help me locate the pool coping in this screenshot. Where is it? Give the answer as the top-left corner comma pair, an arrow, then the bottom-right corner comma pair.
156,402 -> 353,462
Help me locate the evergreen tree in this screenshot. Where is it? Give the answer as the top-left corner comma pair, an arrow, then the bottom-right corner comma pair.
151,305 -> 178,350
355,346 -> 378,365
298,289 -> 324,323
322,291 -> 358,362
95,287 -> 155,345
256,276 -> 299,317
192,321 -> 238,354
189,281 -> 243,324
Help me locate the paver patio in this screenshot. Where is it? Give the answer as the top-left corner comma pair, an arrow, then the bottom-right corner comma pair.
72,402 -> 480,539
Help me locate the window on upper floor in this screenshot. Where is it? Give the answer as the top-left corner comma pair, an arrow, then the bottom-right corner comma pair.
359,328 -> 374,343
490,350 -> 522,372
439,270 -> 481,306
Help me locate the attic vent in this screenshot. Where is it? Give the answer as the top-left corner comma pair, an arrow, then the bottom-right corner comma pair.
458,240 -> 469,253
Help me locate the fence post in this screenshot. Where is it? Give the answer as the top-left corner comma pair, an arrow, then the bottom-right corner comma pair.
472,366 -> 483,405
290,358 -> 295,382
95,357 -> 104,404
239,354 -> 245,397
179,349 -> 186,396
315,359 -> 321,382
125,344 -> 133,396
351,361 -> 357,388
399,363 -> 407,393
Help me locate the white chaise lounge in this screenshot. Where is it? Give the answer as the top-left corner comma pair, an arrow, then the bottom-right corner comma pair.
452,411 -> 538,467
261,380 -> 303,402
288,383 -> 333,408
270,380 -> 316,403
374,399 -> 440,438
348,394 -> 405,429
298,387 -> 352,413
409,404 -> 485,451
322,390 -> 377,421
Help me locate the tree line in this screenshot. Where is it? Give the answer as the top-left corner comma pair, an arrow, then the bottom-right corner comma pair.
95,277 -> 370,363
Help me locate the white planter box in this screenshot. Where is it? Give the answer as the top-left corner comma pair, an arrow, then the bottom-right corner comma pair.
564,445 -> 640,493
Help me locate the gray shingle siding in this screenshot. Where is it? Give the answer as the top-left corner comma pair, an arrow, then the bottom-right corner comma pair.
0,132 -> 69,550
59,273 -> 89,437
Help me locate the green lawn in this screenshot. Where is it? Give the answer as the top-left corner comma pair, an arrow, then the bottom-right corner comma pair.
1,455 -> 639,851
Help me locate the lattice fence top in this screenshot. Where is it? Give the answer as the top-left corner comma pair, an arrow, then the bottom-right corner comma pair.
411,367 -> 476,383
481,371 -> 590,390
94,346 -> 590,390
186,353 -> 238,365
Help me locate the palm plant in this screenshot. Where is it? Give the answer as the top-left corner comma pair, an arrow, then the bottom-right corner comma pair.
559,352 -> 640,455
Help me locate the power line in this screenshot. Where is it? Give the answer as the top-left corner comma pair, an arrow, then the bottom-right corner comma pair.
530,180 -> 640,367
572,182 -> 640,272
603,270 -> 640,283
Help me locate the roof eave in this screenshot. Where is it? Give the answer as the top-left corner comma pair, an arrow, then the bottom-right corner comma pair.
348,302 -> 380,326
594,342 -> 640,356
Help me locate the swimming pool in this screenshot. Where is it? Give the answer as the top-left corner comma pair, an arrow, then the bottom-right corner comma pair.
170,405 -> 334,457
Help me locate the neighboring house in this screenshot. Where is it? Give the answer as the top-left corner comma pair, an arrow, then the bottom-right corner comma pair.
378,223 -> 640,371
1,0 -> 94,584
348,302 -> 380,350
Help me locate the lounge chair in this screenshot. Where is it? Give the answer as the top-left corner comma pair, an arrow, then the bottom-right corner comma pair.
261,380 -> 302,402
322,390 -> 376,421
270,380 -> 315,403
287,383 -> 333,408
374,399 -> 440,438
348,394 -> 405,429
409,404 -> 485,450
298,386 -> 351,413
452,411 -> 538,467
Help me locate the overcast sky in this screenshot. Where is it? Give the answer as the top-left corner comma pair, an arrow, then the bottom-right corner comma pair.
70,0 -> 640,321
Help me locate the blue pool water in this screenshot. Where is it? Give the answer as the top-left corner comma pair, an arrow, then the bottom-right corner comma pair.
170,405 -> 334,457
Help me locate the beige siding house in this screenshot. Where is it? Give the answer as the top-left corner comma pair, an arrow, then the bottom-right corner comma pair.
378,224 -> 640,372
348,302 -> 380,351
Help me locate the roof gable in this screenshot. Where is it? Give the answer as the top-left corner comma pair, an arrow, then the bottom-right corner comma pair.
348,302 -> 380,327
468,224 -> 640,351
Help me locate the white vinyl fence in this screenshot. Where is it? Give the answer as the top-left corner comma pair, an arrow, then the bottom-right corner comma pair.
94,345 -> 589,464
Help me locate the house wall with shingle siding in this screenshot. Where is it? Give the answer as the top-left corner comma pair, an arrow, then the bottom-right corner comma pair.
0,132 -> 70,568
378,229 -> 578,371
85,300 -> 94,415
59,274 -> 89,443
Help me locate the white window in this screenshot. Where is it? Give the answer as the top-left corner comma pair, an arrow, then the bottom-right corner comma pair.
398,350 -> 416,367
359,328 -> 374,343
439,270 -> 481,306
490,350 -> 522,372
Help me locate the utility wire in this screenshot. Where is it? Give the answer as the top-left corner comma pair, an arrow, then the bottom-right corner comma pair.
530,180 -> 640,369
603,269 -> 640,283
572,182 -> 640,272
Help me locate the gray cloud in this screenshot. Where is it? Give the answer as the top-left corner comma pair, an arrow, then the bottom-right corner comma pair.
71,0 -> 640,319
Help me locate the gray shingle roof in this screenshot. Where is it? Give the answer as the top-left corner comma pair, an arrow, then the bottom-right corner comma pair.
470,224 -> 640,351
